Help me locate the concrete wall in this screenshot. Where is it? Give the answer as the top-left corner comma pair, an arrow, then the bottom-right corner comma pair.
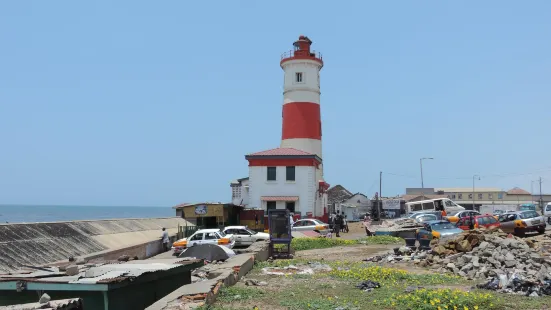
0,217 -> 193,273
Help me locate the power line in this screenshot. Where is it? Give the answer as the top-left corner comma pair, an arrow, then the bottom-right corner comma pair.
382,167 -> 551,181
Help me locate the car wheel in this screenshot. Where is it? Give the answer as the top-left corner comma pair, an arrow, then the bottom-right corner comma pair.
514,228 -> 525,237
538,228 -> 546,234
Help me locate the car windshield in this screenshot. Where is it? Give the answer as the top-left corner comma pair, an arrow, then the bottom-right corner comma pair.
245,227 -> 257,235
520,206 -> 535,211
494,210 -> 504,214
546,205 -> 551,211
312,219 -> 324,225
431,222 -> 456,230
447,211 -> 460,216
519,211 -> 539,219
216,231 -> 226,238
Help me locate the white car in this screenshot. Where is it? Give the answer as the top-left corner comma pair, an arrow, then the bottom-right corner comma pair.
291,219 -> 330,235
171,229 -> 235,255
544,203 -> 551,224
223,226 -> 269,246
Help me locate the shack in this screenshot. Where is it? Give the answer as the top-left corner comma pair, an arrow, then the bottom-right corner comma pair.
0,258 -> 202,310
173,203 -> 241,228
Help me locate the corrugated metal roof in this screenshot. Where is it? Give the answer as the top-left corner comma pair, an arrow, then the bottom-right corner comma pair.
0,298 -> 83,310
0,259 -> 201,286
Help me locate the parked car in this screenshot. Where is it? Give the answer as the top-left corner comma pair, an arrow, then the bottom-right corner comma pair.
497,211 -> 546,236
456,214 -> 501,230
417,220 -> 463,240
445,210 -> 481,223
222,226 -> 269,246
410,213 -> 439,223
171,229 -> 235,255
493,210 -> 506,216
544,203 -> 551,224
291,219 -> 330,235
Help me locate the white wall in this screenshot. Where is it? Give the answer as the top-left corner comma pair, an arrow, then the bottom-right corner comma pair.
248,165 -> 318,216
282,60 -> 321,104
230,179 -> 249,206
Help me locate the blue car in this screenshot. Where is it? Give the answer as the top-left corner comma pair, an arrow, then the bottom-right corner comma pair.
416,220 -> 463,240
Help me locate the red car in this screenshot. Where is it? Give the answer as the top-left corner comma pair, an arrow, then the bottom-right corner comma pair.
456,214 -> 501,230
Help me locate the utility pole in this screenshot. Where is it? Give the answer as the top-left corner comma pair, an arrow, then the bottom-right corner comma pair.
379,171 -> 382,220
539,177 -> 543,211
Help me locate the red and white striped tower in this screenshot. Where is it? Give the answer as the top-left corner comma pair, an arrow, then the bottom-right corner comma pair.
280,35 -> 324,175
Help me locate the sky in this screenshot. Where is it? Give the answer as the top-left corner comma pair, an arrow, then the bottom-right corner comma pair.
1,1 -> 551,207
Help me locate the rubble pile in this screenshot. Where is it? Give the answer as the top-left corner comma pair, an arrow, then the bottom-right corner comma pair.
421,228 -> 551,296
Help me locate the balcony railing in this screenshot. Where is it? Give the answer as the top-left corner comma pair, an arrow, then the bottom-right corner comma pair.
281,50 -> 323,61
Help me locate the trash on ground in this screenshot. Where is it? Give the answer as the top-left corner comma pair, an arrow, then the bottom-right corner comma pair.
355,280 -> 380,292
262,262 -> 332,276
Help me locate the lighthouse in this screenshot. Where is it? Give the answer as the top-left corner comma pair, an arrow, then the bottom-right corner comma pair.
232,35 -> 330,224
280,36 -> 324,175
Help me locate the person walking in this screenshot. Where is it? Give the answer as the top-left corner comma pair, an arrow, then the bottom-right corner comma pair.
342,214 -> 349,233
334,214 -> 342,237
161,228 -> 170,252
363,214 -> 374,236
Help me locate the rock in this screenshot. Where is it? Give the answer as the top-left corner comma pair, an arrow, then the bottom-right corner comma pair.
478,241 -> 489,250
118,255 -> 130,262
505,252 -> 515,261
458,271 -> 467,277
456,257 -> 467,267
460,263 -> 473,272
472,256 -> 480,267
529,292 -> 539,297
65,265 -> 79,276
530,254 -> 544,263
76,258 -> 86,265
68,256 -> 75,262
456,240 -> 472,252
467,269 -> 477,279
39,293 -> 51,304
446,263 -> 456,270
442,258 -> 451,265
504,260 -> 516,268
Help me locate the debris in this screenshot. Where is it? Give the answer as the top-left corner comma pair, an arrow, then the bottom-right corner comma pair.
261,263 -> 331,276
245,279 -> 268,286
65,265 -> 79,276
355,280 -> 381,292
39,293 -> 51,304
118,255 -> 130,262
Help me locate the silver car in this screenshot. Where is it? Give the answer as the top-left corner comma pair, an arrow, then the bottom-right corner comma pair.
291,219 -> 330,234
498,211 -> 546,236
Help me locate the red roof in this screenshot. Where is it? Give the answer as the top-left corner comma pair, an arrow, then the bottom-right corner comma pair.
507,187 -> 531,195
248,148 -> 313,156
261,196 -> 299,201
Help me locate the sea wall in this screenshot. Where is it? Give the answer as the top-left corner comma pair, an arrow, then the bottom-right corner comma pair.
0,217 -> 192,273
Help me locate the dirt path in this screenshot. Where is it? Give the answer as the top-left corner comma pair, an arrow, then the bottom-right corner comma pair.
295,244 -> 396,261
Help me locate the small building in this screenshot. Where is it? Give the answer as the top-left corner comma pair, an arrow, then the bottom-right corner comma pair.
173,202 -> 241,228
0,259 -> 202,310
230,177 -> 249,207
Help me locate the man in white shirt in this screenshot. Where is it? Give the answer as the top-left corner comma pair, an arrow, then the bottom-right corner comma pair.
161,228 -> 169,252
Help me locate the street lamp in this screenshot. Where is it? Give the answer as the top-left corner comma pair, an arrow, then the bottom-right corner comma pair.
420,157 -> 434,189
473,175 -> 481,210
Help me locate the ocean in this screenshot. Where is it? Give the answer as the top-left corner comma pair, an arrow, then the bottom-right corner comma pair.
0,205 -> 175,223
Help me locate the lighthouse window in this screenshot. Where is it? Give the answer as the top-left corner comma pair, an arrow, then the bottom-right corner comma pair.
295,72 -> 303,83
286,166 -> 296,181
267,167 -> 277,181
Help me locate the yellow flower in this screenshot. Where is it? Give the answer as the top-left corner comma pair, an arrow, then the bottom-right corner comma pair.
464,307 -> 469,310
474,307 -> 479,310
438,307 -> 442,310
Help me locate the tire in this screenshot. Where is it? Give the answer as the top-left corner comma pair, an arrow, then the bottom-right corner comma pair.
538,228 -> 546,234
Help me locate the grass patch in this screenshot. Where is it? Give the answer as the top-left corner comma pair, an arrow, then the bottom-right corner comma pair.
210,258 -> 551,310
380,288 -> 494,310
215,286 -> 265,303
274,235 -> 403,252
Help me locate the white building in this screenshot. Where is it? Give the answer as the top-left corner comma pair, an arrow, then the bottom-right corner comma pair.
230,36 -> 330,221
